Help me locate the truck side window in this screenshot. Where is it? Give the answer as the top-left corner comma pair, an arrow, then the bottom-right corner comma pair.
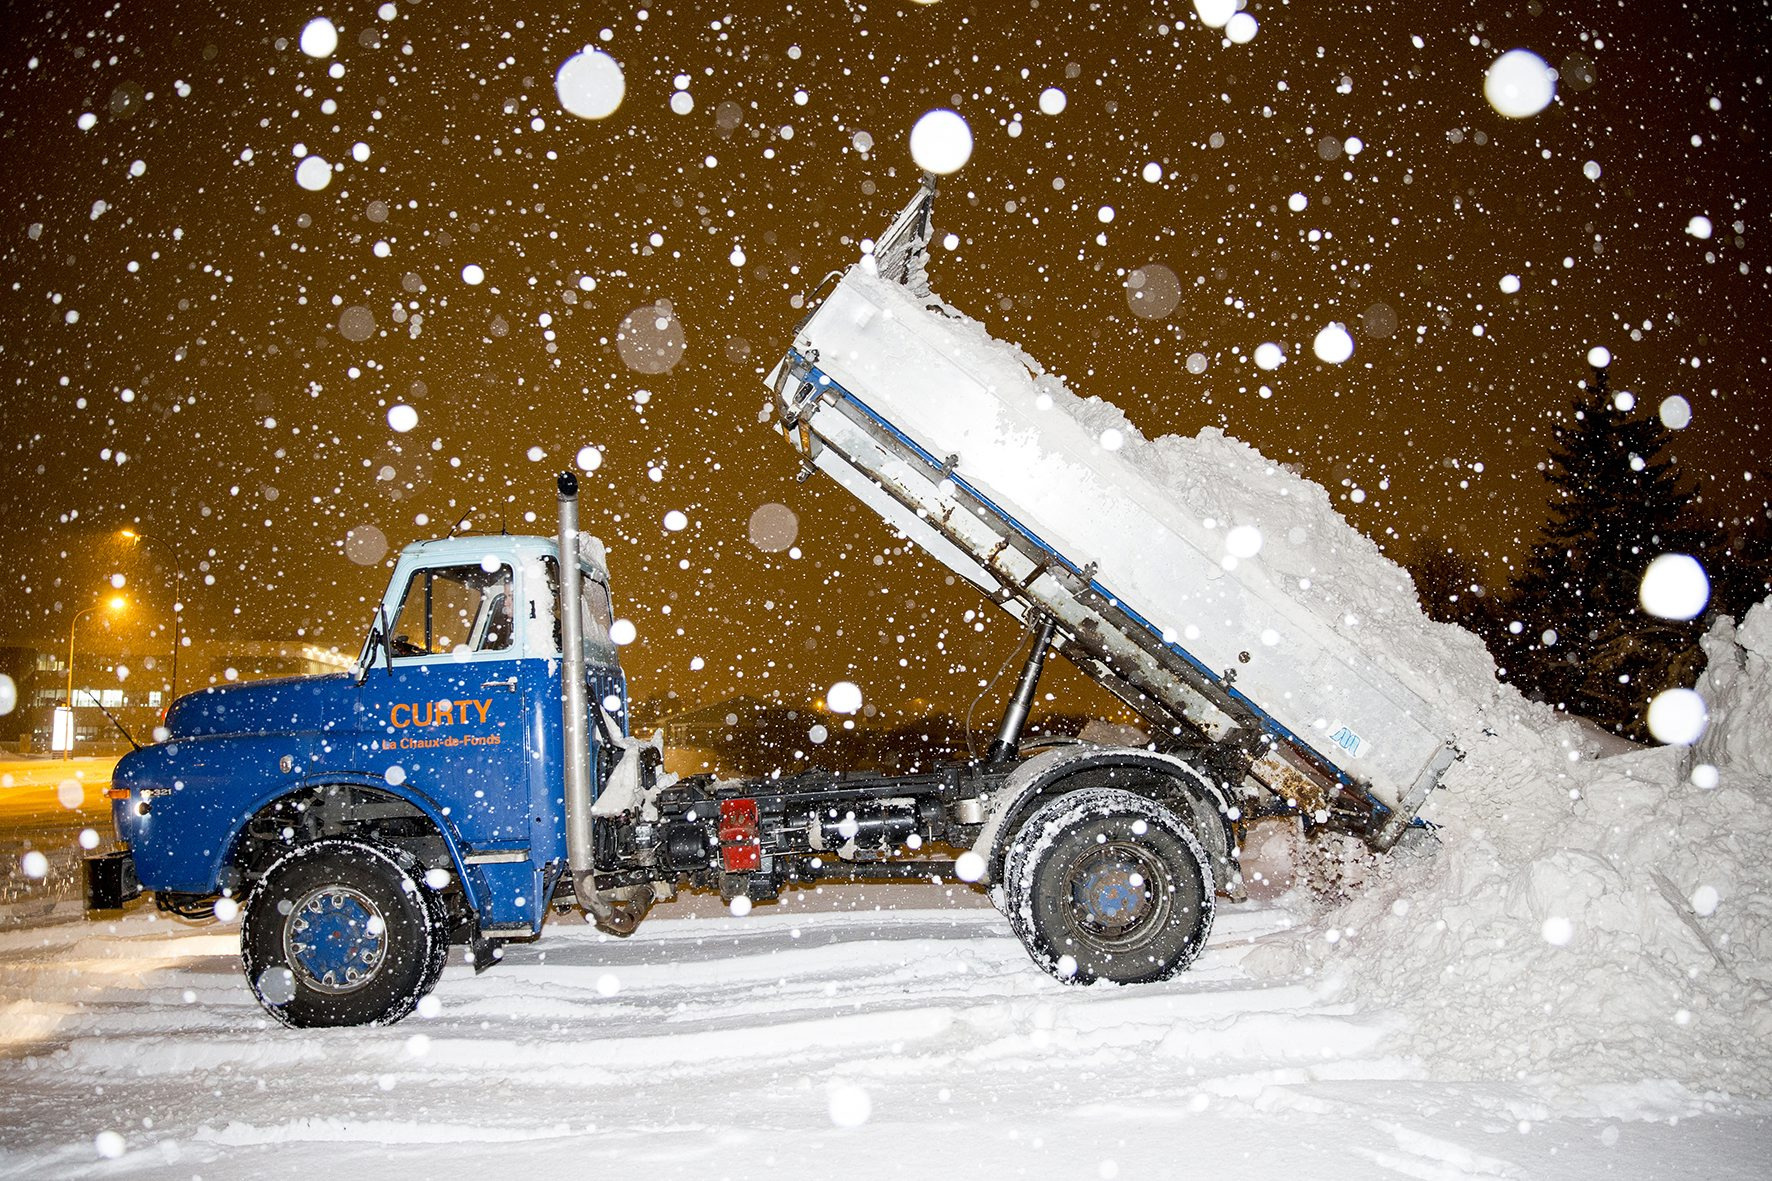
584,573 -> 615,638
389,563 -> 514,658
543,558 -> 615,655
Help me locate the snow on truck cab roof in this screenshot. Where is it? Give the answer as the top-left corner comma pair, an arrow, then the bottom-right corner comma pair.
396,531 -> 610,577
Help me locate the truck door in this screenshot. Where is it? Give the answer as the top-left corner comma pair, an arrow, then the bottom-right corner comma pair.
357,559 -> 533,847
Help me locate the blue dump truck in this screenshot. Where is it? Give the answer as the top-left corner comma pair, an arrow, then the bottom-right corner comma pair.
88,182 -> 1455,1027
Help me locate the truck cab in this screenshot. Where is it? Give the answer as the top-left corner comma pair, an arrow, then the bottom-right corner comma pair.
97,532 -> 624,1023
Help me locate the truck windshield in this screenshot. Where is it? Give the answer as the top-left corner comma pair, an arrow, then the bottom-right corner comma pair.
388,563 -> 514,658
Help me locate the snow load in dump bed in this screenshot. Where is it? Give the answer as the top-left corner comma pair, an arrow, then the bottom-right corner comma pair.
767,180 -> 1457,846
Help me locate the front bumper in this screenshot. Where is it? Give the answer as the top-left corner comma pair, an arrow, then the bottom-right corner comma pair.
85,850 -> 142,910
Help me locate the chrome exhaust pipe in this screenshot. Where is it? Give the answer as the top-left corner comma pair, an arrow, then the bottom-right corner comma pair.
555,472 -> 595,895
557,471 -> 652,936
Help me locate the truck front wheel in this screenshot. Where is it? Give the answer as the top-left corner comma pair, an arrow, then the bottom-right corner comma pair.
1003,788 -> 1215,986
242,839 -> 447,1027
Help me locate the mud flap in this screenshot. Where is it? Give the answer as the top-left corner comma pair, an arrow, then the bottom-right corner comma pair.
85,850 -> 141,911
467,935 -> 505,974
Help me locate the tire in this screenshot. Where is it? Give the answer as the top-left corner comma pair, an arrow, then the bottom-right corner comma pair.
1002,788 -> 1215,986
416,882 -> 452,1000
241,839 -> 447,1028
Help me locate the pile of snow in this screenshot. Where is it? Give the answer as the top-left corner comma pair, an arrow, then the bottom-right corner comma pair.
864,250 -> 1772,1098
1268,706 -> 1772,1098
1697,603 -> 1772,778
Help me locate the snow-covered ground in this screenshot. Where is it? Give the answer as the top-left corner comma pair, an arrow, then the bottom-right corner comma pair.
2,863 -> 1767,1179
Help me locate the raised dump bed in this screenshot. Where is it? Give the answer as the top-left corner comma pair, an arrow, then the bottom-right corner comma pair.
768,180 -> 1457,847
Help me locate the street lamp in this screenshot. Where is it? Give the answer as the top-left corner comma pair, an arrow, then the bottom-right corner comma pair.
120,528 -> 183,700
64,595 -> 127,760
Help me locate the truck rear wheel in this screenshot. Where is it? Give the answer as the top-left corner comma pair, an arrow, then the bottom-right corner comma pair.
1003,788 -> 1214,986
242,839 -> 447,1027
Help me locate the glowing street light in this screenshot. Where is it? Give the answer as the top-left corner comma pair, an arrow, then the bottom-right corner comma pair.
62,595 -> 127,760
120,527 -> 183,699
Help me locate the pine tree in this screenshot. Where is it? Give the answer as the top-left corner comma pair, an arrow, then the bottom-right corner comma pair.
1713,503 -> 1772,621
1502,364 -> 1703,734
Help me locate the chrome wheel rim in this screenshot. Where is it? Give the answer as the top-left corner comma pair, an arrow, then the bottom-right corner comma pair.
283,885 -> 388,994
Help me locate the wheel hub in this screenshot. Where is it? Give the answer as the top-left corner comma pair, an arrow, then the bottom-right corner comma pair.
285,885 -> 387,994
1069,843 -> 1162,941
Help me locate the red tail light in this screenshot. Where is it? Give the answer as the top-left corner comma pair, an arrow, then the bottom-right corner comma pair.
718,798 -> 760,873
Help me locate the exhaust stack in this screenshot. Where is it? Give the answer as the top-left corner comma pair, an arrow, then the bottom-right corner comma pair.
556,472 -> 595,892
